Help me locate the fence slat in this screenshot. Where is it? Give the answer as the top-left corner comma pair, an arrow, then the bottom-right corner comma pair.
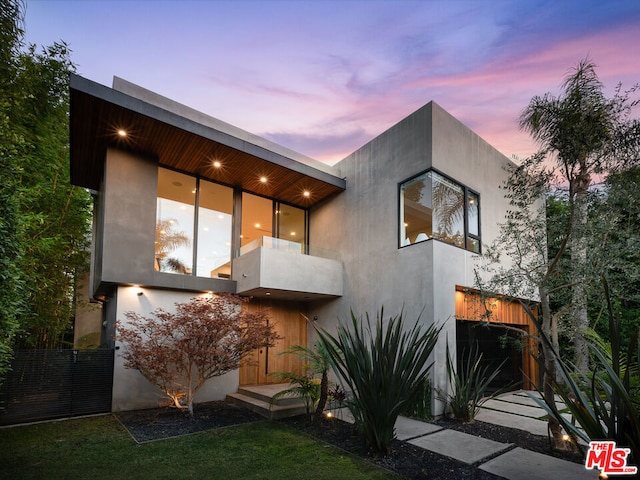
0,349 -> 114,425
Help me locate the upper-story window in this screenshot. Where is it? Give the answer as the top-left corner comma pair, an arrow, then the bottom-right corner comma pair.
155,167 -> 308,278
155,168 -> 233,278
240,192 -> 307,251
399,170 -> 480,253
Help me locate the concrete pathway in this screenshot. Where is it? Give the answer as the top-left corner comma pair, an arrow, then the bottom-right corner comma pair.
331,390 -> 599,479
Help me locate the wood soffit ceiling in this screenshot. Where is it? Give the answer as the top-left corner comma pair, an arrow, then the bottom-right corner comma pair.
69,75 -> 345,208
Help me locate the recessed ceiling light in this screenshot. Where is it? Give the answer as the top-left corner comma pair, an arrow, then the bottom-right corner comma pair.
117,129 -> 127,137
303,190 -> 311,198
260,176 -> 267,183
213,160 -> 221,168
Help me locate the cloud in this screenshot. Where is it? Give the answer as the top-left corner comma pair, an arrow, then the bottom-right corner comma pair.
263,128 -> 372,165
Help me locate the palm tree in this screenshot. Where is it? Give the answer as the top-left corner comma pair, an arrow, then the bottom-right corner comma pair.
519,59 -> 620,373
155,219 -> 190,273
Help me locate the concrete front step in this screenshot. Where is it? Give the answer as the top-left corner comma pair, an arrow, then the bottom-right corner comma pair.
237,383 -> 303,407
226,383 -> 309,420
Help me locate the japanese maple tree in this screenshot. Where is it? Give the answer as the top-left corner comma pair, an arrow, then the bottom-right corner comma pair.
117,294 -> 278,415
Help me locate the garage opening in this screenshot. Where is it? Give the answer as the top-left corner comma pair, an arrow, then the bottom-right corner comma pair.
456,320 -> 524,393
455,287 -> 539,390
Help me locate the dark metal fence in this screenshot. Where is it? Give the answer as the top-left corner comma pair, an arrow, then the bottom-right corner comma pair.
0,349 -> 114,426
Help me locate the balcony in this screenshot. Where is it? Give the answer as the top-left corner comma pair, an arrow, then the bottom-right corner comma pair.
232,237 -> 343,301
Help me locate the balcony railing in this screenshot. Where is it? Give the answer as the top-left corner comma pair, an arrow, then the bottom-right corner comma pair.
238,236 -> 340,261
232,236 -> 343,300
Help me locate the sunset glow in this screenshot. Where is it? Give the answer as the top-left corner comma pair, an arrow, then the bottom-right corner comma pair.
25,0 -> 640,165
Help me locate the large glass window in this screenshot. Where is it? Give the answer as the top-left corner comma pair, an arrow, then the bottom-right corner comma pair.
277,203 -> 307,247
467,191 -> 480,253
400,170 -> 480,252
240,193 -> 307,253
197,180 -> 233,278
156,169 -> 195,274
156,168 -> 309,277
241,193 -> 274,248
156,168 -> 233,277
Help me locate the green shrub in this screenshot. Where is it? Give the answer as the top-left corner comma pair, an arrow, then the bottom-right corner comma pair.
271,342 -> 331,421
316,308 -> 441,454
400,377 -> 432,421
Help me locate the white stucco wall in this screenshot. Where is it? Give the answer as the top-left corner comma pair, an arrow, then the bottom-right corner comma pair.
307,102 -> 516,415
112,286 -> 238,412
232,246 -> 343,297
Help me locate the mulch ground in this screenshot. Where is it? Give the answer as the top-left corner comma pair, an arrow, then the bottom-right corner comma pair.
116,400 -> 586,480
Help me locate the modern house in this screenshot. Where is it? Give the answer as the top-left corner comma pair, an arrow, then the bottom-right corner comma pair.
69,74 -> 538,414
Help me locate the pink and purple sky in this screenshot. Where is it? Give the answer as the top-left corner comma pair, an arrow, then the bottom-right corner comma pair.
24,0 -> 640,165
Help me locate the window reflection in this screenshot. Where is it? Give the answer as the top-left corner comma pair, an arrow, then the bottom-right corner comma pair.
197,180 -> 233,278
155,169 -> 194,274
467,191 -> 480,253
277,203 -> 306,250
432,172 -> 464,248
241,193 -> 273,248
400,170 -> 479,252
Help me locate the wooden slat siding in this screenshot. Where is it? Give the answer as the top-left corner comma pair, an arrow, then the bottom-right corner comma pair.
455,289 -> 539,390
239,300 -> 307,385
70,88 -> 344,208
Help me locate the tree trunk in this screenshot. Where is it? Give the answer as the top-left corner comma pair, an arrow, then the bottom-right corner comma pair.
314,370 -> 329,423
572,172 -> 590,373
539,287 -> 564,448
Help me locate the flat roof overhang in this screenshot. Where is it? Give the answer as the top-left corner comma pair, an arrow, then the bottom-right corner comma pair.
70,74 -> 346,208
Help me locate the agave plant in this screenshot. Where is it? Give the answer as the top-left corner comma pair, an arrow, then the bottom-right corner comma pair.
316,308 -> 441,454
438,340 -> 511,422
401,377 -> 432,421
529,276 -> 640,463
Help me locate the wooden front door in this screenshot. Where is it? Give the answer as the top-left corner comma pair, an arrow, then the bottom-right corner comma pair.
239,300 -> 308,385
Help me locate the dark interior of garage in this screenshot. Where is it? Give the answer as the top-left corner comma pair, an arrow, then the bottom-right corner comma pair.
456,320 -> 524,393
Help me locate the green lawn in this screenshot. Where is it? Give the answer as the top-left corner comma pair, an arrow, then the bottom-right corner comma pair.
0,415 -> 398,479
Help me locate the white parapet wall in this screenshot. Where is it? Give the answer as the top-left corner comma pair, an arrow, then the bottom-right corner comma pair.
233,245 -> 343,298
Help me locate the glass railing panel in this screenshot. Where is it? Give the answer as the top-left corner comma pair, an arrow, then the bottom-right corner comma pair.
237,236 -> 339,261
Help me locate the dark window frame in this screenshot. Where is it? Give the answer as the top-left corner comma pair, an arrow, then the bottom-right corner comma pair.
156,165 -> 309,278
398,168 -> 481,253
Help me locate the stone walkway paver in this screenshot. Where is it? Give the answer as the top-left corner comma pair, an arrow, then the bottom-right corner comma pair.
332,390 -> 601,480
408,428 -> 512,465
479,447 -> 599,480
394,415 -> 442,440
475,407 -> 550,436
481,398 -> 547,418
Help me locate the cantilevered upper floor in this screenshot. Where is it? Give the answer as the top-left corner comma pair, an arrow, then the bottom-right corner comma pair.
69,75 -> 345,300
